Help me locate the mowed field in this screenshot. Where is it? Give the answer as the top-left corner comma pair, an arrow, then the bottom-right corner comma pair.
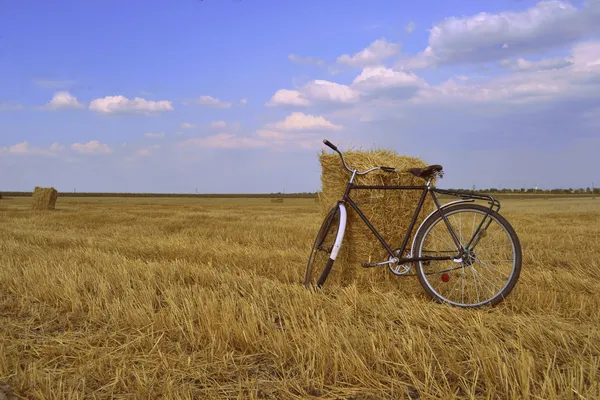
1,196 -> 599,399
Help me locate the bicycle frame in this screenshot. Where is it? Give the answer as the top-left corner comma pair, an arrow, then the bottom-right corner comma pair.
336,175 -> 501,265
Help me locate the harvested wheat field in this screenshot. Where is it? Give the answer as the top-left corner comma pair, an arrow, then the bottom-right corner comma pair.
1,196 -> 599,399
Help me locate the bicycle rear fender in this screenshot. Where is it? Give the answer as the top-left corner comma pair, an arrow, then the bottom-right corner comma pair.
410,199 -> 474,255
330,203 -> 347,260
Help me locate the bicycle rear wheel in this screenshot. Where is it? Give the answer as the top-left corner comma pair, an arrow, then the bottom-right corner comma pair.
413,203 -> 522,308
304,205 -> 345,289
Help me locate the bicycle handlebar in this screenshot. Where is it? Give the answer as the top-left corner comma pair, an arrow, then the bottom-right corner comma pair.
323,139 -> 338,152
322,138 -> 397,175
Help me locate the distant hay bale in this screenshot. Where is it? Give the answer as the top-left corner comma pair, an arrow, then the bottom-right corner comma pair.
31,186 -> 58,210
318,148 -> 436,269
271,198 -> 284,203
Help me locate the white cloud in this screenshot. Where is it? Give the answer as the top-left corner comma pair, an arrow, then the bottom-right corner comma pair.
412,39 -> 600,105
89,96 -> 173,115
405,22 -> 415,34
268,112 -> 343,131
352,66 -> 427,96
240,98 -> 248,105
191,95 -> 232,108
180,122 -> 196,129
400,0 -> 600,69
43,91 -> 84,110
571,40 -> 600,68
210,120 -> 227,129
253,113 -> 341,148
267,80 -> 360,107
288,54 -> 325,65
71,140 -> 113,154
136,144 -> 160,156
0,141 -> 64,156
144,132 -> 165,138
178,133 -> 268,149
267,89 -> 311,107
500,56 -> 574,72
413,74 -> 562,105
303,80 -> 361,104
398,46 -> 439,70
337,38 -> 400,67
8,142 -> 33,154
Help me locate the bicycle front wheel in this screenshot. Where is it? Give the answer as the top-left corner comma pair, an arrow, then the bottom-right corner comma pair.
304,205 -> 344,289
413,203 -> 522,308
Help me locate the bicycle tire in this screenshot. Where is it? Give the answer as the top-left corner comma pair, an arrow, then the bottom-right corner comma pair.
413,203 -> 522,308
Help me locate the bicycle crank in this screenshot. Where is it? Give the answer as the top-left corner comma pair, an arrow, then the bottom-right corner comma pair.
388,248 -> 413,276
361,258 -> 398,268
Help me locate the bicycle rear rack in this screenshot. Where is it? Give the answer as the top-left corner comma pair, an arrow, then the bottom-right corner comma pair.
434,188 -> 501,214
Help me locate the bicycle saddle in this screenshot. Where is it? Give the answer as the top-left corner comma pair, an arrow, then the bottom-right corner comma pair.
407,164 -> 444,179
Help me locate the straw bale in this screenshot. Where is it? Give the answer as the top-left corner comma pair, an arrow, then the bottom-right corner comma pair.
318,148 -> 437,268
31,186 -> 58,210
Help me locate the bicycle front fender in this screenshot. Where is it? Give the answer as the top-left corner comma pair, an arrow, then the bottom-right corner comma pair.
330,202 -> 347,260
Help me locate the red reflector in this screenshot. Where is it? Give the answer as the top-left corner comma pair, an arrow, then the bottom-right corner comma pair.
441,273 -> 450,282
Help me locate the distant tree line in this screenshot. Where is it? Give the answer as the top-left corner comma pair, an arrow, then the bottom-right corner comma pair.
454,188 -> 600,195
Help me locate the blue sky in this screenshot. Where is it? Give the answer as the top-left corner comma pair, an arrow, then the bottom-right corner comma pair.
1,0 -> 599,193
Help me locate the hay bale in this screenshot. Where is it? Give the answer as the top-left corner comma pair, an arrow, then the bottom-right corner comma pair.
271,198 -> 284,203
318,148 -> 436,269
31,186 -> 58,210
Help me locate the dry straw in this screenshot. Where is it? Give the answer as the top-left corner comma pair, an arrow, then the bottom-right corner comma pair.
270,198 -> 284,203
31,187 -> 58,210
318,148 -> 437,270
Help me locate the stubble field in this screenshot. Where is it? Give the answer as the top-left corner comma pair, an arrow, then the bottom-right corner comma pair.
1,196 -> 599,399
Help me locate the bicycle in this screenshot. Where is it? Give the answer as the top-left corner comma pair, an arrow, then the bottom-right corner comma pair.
305,139 -> 522,308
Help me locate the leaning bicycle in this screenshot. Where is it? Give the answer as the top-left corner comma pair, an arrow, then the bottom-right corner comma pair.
305,139 -> 522,308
